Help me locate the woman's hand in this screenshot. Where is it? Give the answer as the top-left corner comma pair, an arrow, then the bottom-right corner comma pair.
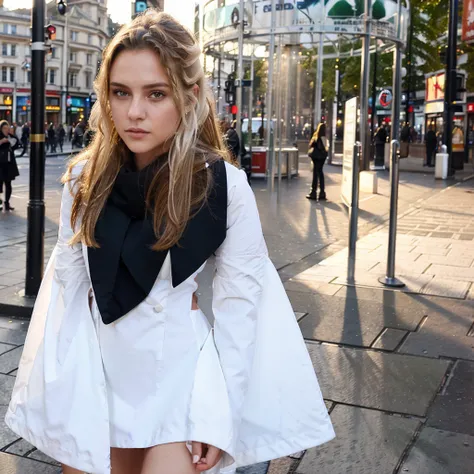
0,138 -> 9,144
191,441 -> 223,472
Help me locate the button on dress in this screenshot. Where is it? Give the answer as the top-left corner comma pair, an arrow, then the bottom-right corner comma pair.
5,161 -> 334,473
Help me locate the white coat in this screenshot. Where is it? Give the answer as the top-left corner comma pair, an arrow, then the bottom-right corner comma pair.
5,161 -> 334,473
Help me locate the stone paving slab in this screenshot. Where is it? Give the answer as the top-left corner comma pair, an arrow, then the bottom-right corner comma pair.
307,342 -> 450,416
399,427 -> 474,474
0,347 -> 23,375
292,291 -> 424,347
0,328 -> 27,346
296,405 -> 420,474
427,361 -> 474,437
0,406 -> 20,452
371,328 -> 407,351
0,374 -> 15,406
0,452 -> 61,474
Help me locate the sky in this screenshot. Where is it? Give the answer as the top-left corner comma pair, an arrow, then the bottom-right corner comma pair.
3,0 -> 195,29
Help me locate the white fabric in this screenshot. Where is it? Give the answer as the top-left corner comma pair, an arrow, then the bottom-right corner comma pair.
5,162 -> 334,473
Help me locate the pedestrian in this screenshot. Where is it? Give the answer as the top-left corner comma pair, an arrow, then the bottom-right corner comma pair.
5,11 -> 334,474
374,124 -> 387,167
224,119 -> 240,161
19,121 -> 30,156
307,122 -> 328,201
0,120 -> 20,211
57,123 -> 66,153
400,122 -> 410,158
68,122 -> 74,142
425,126 -> 437,167
48,123 -> 57,153
72,121 -> 85,148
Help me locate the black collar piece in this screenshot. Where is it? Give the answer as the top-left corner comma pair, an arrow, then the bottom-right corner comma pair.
87,159 -> 227,325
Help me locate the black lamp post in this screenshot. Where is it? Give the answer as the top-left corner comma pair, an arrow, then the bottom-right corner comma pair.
25,0 -> 67,297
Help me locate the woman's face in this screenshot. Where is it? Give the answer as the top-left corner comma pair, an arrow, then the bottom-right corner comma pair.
1,125 -> 9,136
109,48 -> 181,167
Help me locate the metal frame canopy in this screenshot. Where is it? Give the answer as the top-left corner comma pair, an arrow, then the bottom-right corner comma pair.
201,1 -> 410,49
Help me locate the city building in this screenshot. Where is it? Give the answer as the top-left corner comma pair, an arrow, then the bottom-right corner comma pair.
0,0 -> 110,126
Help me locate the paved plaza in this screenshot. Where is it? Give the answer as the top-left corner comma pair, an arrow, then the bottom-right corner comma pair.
0,155 -> 473,473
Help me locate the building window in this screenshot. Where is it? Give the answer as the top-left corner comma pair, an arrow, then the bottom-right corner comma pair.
99,37 -> 103,47
11,25 -> 16,35
51,47 -> 57,58
69,72 -> 77,87
98,17 -> 102,26
85,71 -> 92,89
25,45 -> 31,56
49,69 -> 56,84
70,30 -> 78,41
70,52 -> 77,63
2,67 -> 7,82
2,44 -> 7,56
9,67 -> 15,83
27,70 -> 31,83
11,44 -> 15,57
3,24 -> 7,34
88,34 -> 92,45
87,53 -> 92,65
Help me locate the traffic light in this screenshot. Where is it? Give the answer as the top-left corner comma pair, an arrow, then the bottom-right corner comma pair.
224,73 -> 236,105
45,24 -> 56,41
57,0 -> 67,16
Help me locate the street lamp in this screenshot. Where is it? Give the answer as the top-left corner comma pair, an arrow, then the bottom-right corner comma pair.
25,0 -> 67,298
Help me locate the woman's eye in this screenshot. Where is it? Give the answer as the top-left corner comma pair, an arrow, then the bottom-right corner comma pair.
150,91 -> 165,99
112,90 -> 128,98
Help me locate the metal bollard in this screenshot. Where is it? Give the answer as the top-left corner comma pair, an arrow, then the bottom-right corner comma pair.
347,142 -> 362,283
379,140 -> 405,288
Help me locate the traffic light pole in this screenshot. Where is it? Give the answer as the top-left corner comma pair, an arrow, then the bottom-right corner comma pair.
235,0 -> 244,166
25,0 -> 46,297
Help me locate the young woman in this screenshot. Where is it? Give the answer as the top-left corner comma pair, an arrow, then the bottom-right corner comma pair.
307,122 -> 328,201
0,119 -> 20,211
5,11 -> 334,474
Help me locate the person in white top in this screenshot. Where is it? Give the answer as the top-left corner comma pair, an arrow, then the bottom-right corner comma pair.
307,122 -> 328,201
5,11 -> 334,474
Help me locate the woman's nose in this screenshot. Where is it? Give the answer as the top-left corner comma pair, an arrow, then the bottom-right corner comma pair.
128,97 -> 146,121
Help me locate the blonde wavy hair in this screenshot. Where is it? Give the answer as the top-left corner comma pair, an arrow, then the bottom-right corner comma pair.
64,10 -> 229,251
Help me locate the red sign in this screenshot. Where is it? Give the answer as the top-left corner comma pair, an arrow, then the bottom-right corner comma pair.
468,103 -> 474,113
0,88 -> 13,93
463,0 -> 474,43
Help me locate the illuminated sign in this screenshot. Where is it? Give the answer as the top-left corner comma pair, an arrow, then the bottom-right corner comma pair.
426,73 -> 445,102
46,105 -> 61,111
462,0 -> 474,43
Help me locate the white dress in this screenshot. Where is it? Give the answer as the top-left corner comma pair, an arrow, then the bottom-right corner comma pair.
5,161 -> 334,473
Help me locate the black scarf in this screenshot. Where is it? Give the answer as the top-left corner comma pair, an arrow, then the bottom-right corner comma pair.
88,157 -> 227,325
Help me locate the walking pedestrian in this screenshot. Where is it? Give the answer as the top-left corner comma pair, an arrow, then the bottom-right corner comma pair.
374,124 -> 387,167
57,123 -> 66,153
19,121 -> 30,156
0,120 -> 20,211
425,126 -> 437,167
307,122 -> 328,201
224,119 -> 240,161
5,11 -> 334,474
48,123 -> 57,153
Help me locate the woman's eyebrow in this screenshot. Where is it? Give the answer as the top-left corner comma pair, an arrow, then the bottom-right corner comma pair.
110,82 -> 171,89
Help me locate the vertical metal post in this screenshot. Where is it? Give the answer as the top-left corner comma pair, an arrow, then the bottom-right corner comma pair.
347,142 -> 361,283
313,33 -> 324,129
266,0 -> 276,188
248,45 -> 254,157
235,0 -> 245,166
360,0 -> 372,170
444,0 -> 459,176
380,0 -> 405,288
25,0 -> 46,297
370,39 -> 378,161
330,63 -> 340,165
61,11 -> 69,125
276,39 -> 283,184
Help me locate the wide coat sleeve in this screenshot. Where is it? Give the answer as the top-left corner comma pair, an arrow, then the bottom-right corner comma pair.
5,162 -> 111,474
205,163 -> 334,472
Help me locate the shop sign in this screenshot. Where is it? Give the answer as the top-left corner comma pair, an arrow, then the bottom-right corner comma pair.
0,88 -> 13,94
3,96 -> 12,106
462,0 -> 474,43
378,89 -> 392,109
71,97 -> 85,107
71,106 -> 84,113
46,105 -> 61,112
468,103 -> 474,113
426,73 -> 445,102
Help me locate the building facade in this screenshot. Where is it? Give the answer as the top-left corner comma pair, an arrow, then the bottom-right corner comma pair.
0,0 -> 109,126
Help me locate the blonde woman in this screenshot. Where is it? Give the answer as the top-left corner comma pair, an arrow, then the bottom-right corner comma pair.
5,11 -> 334,474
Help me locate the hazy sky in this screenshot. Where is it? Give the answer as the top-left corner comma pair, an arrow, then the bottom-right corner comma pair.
3,0 -> 195,28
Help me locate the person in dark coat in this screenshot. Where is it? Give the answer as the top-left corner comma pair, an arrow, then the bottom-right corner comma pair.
57,124 -> 66,153
48,123 -> 57,153
224,120 -> 240,161
19,122 -> 30,156
0,120 -> 20,211
374,125 -> 387,166
307,122 -> 328,201
425,127 -> 437,167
